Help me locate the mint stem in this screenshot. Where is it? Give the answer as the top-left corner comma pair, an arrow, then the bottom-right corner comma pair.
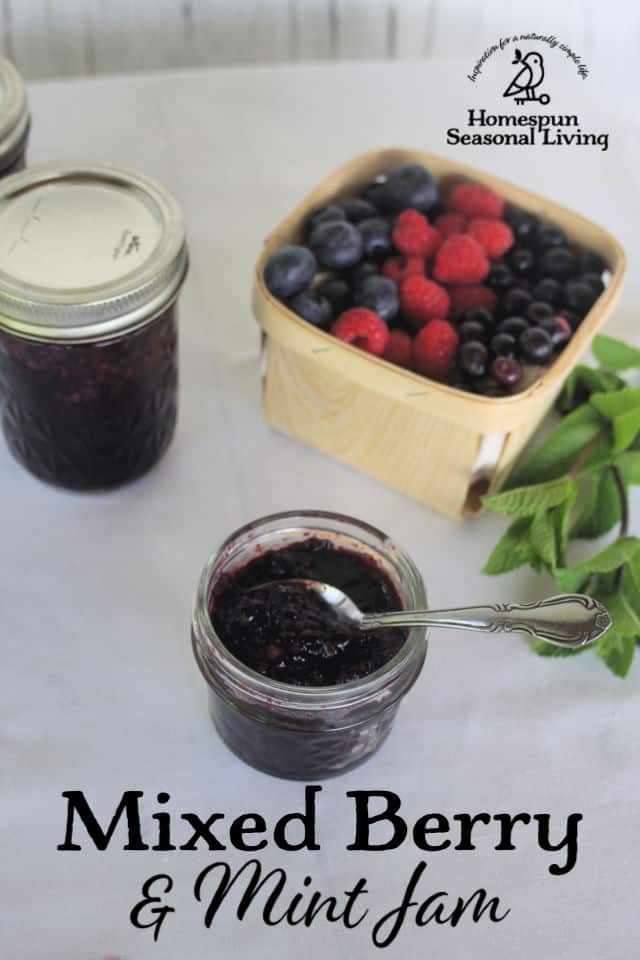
568,429 -> 606,477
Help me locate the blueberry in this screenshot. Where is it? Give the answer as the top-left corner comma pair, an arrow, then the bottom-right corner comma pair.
508,246 -> 536,276
357,218 -> 392,262
579,249 -> 608,274
500,286 -> 532,316
535,224 -> 567,251
309,220 -> 364,270
538,247 -> 577,280
307,205 -> 346,234
520,326 -> 554,363
315,277 -> 351,315
347,261 -> 379,291
339,197 -> 378,223
492,356 -> 522,386
581,272 -> 605,296
490,332 -> 517,357
486,262 -> 514,290
288,290 -> 333,329
532,277 -> 562,305
459,340 -> 488,377
354,275 -> 399,323
526,300 -> 554,324
372,163 -> 439,214
504,206 -> 539,243
564,279 -> 598,315
498,316 -> 529,338
459,306 -> 495,330
459,319 -> 488,342
362,180 -> 386,210
473,378 -> 509,397
538,316 -> 572,348
264,245 -> 317,299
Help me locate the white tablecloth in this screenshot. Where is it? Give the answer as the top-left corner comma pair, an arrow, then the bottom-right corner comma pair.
2,60 -> 638,959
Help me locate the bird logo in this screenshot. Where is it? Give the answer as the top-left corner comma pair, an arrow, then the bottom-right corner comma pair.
503,49 -> 550,105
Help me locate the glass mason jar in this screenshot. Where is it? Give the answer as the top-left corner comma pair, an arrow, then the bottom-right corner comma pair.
0,164 -> 188,489
0,57 -> 30,177
192,510 -> 428,780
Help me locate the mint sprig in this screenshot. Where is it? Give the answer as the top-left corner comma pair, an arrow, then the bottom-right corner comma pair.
482,334 -> 640,678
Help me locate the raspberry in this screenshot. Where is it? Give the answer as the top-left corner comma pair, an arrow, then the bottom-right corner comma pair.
447,183 -> 504,220
433,234 -> 490,285
381,255 -> 424,284
467,218 -> 515,259
383,330 -> 414,370
400,275 -> 450,330
448,284 -> 497,319
331,307 -> 390,356
434,212 -> 467,239
413,320 -> 459,382
392,209 -> 440,258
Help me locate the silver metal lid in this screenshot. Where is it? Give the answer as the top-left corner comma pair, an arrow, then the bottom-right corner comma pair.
0,164 -> 188,342
0,56 -> 29,166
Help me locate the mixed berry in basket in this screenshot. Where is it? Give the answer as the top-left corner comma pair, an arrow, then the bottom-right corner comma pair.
263,163 -> 608,396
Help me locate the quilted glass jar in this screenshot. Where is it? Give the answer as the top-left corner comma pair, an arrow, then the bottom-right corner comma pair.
192,511 -> 428,779
0,165 -> 188,489
0,56 -> 30,177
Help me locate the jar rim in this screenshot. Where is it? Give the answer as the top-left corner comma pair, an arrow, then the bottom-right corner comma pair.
192,509 -> 428,716
0,164 -> 188,342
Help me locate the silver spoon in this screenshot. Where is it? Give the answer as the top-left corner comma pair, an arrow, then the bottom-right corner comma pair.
255,580 -> 611,649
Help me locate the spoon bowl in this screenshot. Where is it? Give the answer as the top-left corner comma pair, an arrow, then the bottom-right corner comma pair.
251,579 -> 612,649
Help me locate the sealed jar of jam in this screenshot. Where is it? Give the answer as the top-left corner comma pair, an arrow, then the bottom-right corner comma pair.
0,57 -> 30,176
192,511 -> 428,779
0,165 -> 188,489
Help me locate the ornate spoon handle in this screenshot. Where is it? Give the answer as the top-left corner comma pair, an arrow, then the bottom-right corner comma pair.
361,594 -> 612,648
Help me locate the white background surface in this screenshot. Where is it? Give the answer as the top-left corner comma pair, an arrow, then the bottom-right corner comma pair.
1,59 -> 639,958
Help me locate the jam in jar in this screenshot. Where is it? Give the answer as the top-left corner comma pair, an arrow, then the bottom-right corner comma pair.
192,511 -> 428,779
0,165 -> 188,489
0,56 -> 30,178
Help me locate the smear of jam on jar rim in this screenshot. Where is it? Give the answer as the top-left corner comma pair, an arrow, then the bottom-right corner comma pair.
210,537 -> 407,686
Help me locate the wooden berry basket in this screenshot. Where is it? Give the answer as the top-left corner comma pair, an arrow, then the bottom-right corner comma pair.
252,148 -> 626,518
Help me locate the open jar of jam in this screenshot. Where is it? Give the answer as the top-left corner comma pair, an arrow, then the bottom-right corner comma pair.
192,511 -> 428,779
0,57 -> 30,177
0,165 -> 188,489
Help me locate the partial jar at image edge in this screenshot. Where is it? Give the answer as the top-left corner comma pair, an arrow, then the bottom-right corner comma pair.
0,56 -> 30,178
191,511 -> 429,780
0,164 -> 188,490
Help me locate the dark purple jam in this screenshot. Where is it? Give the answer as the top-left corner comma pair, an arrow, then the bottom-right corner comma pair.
210,538 -> 406,686
0,306 -> 177,489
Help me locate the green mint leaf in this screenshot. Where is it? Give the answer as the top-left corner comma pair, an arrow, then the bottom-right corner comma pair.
483,476 -> 576,517
592,334 -> 640,371
596,628 -> 636,678
506,405 -> 603,488
573,468 -> 622,538
605,571 -> 640,636
590,387 -> 640,453
552,483 -> 577,567
532,639 -> 588,657
554,567 -> 591,593
571,537 -> 640,579
482,517 -> 535,575
616,450 -> 640,484
557,365 -> 625,414
530,509 -> 557,568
